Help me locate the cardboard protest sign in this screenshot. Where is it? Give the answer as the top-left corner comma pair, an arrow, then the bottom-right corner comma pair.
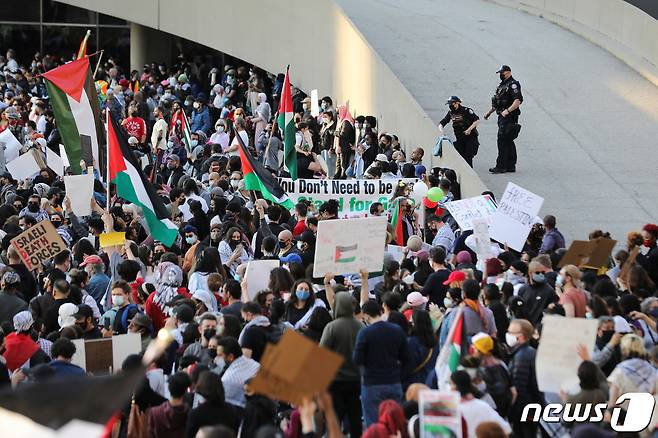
11,221 -> 66,271
0,128 -> 22,161
278,177 -> 417,218
64,173 -> 94,216
244,260 -> 280,300
71,334 -> 142,374
6,150 -> 43,180
313,216 -> 388,277
419,390 -> 462,438
444,195 -> 497,231
250,330 -> 343,405
489,182 -> 544,252
536,315 -> 597,393
99,232 -> 125,248
559,238 -> 617,269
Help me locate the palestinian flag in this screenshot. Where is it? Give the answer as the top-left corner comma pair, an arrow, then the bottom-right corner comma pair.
277,66 -> 297,180
170,110 -> 193,151
42,57 -> 105,177
234,126 -> 294,210
335,245 -> 358,263
390,198 -> 405,245
107,112 -> 178,247
77,30 -> 91,59
435,307 -> 465,391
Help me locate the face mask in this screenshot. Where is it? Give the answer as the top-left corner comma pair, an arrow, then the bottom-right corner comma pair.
185,101 -> 192,107
167,140 -> 174,148
505,332 -> 518,347
296,289 -> 310,301
279,240 -> 288,248
190,139 -> 199,148
556,274 -> 564,287
186,236 -> 198,245
233,273 -> 241,282
28,203 -> 39,213
206,348 -> 217,359
585,311 -> 593,319
203,328 -> 215,340
599,329 -> 615,344
210,231 -> 220,240
216,126 -> 225,133
531,273 -> 545,284
193,102 -> 200,109
302,104 -> 309,111
167,162 -> 176,170
499,73 -> 506,81
644,239 -> 652,247
321,102 -> 327,110
112,295 -> 125,307
443,297 -> 453,308
230,180 -> 240,189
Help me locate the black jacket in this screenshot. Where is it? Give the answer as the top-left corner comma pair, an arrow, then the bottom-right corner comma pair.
517,282 -> 558,326
509,343 -> 543,412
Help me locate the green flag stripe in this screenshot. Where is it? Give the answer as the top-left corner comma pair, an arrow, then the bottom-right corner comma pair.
244,172 -> 294,210
44,81 -> 83,174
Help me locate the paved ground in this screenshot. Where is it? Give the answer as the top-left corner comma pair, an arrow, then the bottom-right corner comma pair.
337,0 -> 658,244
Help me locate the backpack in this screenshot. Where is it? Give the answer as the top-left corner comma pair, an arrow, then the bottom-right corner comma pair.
482,363 -> 513,417
119,304 -> 144,333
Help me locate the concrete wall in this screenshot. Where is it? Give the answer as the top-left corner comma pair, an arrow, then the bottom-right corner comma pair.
55,0 -> 487,197
490,0 -> 658,86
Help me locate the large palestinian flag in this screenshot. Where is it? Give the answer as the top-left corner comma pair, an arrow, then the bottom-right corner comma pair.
277,67 -> 297,180
42,57 -> 105,176
107,112 -> 178,247
435,307 -> 465,391
234,126 -> 294,210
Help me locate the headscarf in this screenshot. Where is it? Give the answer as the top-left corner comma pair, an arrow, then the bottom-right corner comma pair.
153,261 -> 183,311
337,104 -> 354,126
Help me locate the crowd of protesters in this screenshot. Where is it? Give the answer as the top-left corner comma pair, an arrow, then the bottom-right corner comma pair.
0,46 -> 658,438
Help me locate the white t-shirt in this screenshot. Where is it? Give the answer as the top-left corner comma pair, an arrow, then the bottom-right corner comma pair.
459,397 -> 512,438
178,193 -> 209,220
229,130 -> 250,156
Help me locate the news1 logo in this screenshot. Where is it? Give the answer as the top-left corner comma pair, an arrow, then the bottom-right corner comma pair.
521,393 -> 656,432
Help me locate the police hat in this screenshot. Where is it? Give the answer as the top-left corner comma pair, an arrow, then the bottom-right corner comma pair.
496,65 -> 511,73
445,96 -> 461,104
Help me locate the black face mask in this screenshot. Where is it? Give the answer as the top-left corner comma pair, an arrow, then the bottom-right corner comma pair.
499,73 -> 506,81
597,329 -> 615,348
206,348 -> 217,359
28,203 -> 39,213
203,329 -> 215,341
229,239 -> 241,249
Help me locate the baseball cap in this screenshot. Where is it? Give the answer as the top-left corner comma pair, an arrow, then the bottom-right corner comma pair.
299,230 -> 316,246
183,224 -> 198,234
471,332 -> 494,354
496,65 -> 511,73
280,253 -> 302,264
407,291 -> 428,307
415,165 -> 427,178
445,96 -> 461,104
167,154 -> 180,162
13,310 -> 34,332
118,78 -> 130,87
73,304 -> 94,320
129,313 -> 152,330
375,153 -> 388,163
58,303 -> 79,328
443,270 -> 466,285
456,250 -> 473,265
80,254 -> 103,267
2,270 -> 20,285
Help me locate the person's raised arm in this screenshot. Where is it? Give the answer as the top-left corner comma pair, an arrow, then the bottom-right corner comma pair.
359,269 -> 369,307
324,272 -> 335,311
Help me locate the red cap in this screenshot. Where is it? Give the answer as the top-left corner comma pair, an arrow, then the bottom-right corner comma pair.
443,270 -> 466,285
118,78 -> 130,87
80,254 -> 103,267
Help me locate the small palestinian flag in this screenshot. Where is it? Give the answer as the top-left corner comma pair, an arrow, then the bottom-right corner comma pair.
389,198 -> 405,245
42,57 -> 105,176
108,112 -> 178,247
435,307 -> 466,391
234,126 -> 294,210
277,66 -> 297,180
76,30 -> 91,60
335,245 -> 358,263
170,110 -> 193,151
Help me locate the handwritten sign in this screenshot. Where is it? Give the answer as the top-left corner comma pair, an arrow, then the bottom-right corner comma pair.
419,390 -> 462,438
444,195 -> 497,231
11,221 -> 66,271
313,216 -> 388,277
536,315 -> 597,393
488,182 -> 543,252
278,177 -> 416,218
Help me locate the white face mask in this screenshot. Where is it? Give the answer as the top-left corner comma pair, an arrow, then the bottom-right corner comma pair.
443,297 -> 453,308
230,180 -> 240,189
216,126 -> 225,133
193,102 -> 200,109
112,295 -> 125,307
505,332 -> 518,347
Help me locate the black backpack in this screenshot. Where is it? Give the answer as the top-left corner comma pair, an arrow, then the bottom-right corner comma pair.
482,363 -> 513,417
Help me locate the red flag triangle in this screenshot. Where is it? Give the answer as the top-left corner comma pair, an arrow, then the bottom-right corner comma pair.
42,58 -> 90,102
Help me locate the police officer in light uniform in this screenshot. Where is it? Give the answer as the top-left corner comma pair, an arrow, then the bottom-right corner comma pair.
438,96 -> 480,167
485,65 -> 523,174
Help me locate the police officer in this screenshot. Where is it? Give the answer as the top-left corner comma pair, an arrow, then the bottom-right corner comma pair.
438,96 -> 480,167
484,65 -> 523,173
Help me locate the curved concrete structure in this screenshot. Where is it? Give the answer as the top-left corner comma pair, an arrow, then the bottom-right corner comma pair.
55,0 -> 485,198
337,0 -> 658,242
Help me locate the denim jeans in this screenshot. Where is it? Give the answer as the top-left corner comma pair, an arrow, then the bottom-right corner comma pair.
361,383 -> 403,427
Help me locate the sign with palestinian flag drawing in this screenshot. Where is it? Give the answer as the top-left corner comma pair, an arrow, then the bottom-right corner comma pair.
42,57 -> 105,177
107,112 -> 178,247
313,216 -> 387,277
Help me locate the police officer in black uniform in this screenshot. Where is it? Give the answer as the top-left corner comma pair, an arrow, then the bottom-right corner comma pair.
438,96 -> 480,167
485,65 -> 523,173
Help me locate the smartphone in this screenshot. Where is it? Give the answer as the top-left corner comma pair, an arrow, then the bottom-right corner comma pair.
103,317 -> 111,331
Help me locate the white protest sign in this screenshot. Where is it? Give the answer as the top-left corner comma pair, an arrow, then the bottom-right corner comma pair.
278,177 -> 417,218
488,182 -> 543,252
59,144 -> 70,168
71,333 -> 142,374
313,216 -> 388,277
419,390 -> 462,438
64,173 -> 94,216
245,259 -> 280,300
472,218 -> 493,260
6,151 -> 41,180
46,148 -> 64,176
310,89 -> 320,117
536,315 -> 597,393
387,244 -> 406,262
444,195 -> 497,231
0,128 -> 22,161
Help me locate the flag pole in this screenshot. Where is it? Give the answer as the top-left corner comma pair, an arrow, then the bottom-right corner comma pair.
93,50 -> 105,79
105,110 -> 111,212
